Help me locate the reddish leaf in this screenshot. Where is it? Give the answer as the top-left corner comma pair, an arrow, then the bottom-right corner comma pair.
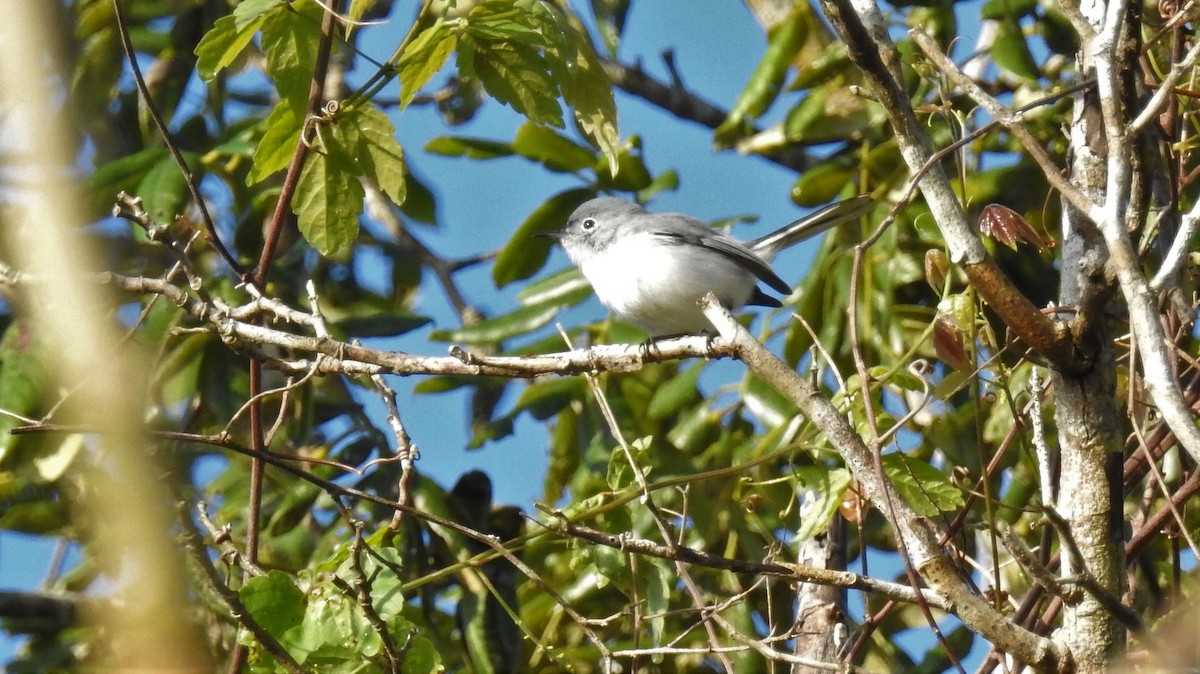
979,203 -> 1049,250
924,249 -> 949,291
934,315 -> 973,373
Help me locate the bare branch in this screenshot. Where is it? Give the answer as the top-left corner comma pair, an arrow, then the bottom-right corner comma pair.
0,266 -> 741,378
536,509 -> 953,611
176,500 -> 305,674
1151,195 -> 1200,291
908,30 -> 1102,224
699,294 -> 1072,673
110,0 -> 241,275
817,0 -> 985,266
370,374 -> 417,530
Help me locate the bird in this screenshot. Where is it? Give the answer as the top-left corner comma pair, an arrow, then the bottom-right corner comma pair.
540,195 -> 873,335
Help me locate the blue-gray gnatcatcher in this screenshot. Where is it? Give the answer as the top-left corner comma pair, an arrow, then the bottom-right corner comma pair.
542,195 -> 873,335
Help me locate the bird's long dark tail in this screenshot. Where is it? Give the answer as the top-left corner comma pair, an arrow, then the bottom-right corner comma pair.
749,194 -> 874,259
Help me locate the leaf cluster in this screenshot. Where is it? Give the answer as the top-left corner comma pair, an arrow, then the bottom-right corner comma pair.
4,1 -> 1199,672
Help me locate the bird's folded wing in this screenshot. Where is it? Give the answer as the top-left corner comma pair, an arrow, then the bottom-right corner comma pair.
654,231 -> 791,295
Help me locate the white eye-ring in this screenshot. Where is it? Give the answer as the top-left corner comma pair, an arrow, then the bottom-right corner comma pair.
581,218 -> 597,230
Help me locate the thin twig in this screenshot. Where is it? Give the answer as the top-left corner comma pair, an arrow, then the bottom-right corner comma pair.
371,373 -> 417,530
196,501 -> 265,579
553,326 -> 735,672
338,524 -> 401,673
110,0 -> 241,275
175,500 -> 305,674
1028,368 -> 1055,504
909,30 -> 1101,225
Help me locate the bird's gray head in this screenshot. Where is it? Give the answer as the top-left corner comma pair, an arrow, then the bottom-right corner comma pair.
548,197 -> 645,264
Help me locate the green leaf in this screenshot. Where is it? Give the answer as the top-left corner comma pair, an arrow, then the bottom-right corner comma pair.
556,33 -> 620,175
576,539 -> 631,591
793,466 -> 853,540
349,105 -> 406,205
516,267 -> 591,307
74,2 -> 114,38
0,321 -> 47,454
637,169 -> 679,203
195,13 -> 267,81
508,377 -> 587,420
783,86 -> 870,145
992,19 -> 1041,82
347,0 -> 379,24
791,160 -> 855,206
881,452 -> 965,517
34,435 -> 83,482
261,3 -> 322,110
155,333 -> 206,407
233,0 -> 285,28
413,375 -> 476,394
907,5 -> 958,47
424,135 -> 515,159
428,301 -> 566,344
872,365 -> 926,393
463,1 -> 547,41
0,500 -> 69,534
790,42 -> 851,90
332,313 -> 430,338
398,19 -> 457,110
644,559 -> 670,648
647,362 -> 703,420
280,585 -> 371,662
210,119 -> 261,156
595,136 -> 652,191
604,447 -> 630,493
742,373 -> 799,429
512,122 -> 596,173
87,147 -> 167,204
493,187 -> 595,288
459,34 -> 564,127
521,0 -> 620,172
667,405 -> 718,453
401,635 -> 441,674
980,0 -> 1038,19
240,570 -> 306,637
249,103 -> 301,184
399,165 -> 438,224
71,29 -> 121,125
590,0 -> 631,54
714,7 -> 808,147
294,143 -> 364,255
137,153 -> 196,223
1040,7 -> 1080,55
545,404 -> 581,502
937,293 -> 975,335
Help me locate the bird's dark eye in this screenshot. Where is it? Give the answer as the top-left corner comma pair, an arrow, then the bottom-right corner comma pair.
581,218 -> 597,231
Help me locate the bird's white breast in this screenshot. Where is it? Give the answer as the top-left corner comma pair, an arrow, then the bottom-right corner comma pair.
579,232 -> 759,334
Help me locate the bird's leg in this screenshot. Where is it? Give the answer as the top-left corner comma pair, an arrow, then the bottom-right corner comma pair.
701,330 -> 718,359
637,335 -> 665,361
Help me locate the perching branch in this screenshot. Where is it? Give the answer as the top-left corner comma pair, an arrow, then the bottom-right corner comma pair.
0,265 -> 739,378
